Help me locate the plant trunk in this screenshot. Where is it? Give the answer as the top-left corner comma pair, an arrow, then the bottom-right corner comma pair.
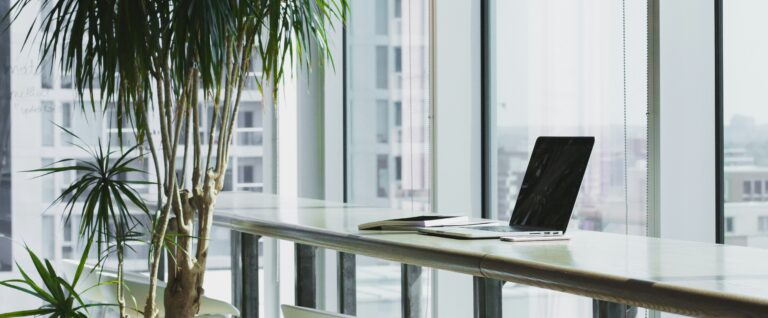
162,193 -> 216,317
163,269 -> 203,318
117,249 -> 126,318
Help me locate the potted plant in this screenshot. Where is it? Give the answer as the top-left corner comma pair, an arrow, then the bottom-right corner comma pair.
1,0 -> 347,317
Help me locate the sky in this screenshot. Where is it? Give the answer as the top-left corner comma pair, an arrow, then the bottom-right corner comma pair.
493,0 -> 768,127
724,0 -> 768,125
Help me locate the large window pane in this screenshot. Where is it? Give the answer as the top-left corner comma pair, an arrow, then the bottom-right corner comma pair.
723,0 -> 768,248
346,0 -> 431,315
490,0 -> 648,316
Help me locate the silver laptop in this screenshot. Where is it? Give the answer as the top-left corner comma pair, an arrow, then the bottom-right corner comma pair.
420,136 -> 594,239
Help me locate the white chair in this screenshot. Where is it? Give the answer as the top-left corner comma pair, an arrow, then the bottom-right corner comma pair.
61,260 -> 239,317
281,305 -> 355,318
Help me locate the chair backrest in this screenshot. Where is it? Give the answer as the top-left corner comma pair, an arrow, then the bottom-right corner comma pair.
281,305 -> 355,318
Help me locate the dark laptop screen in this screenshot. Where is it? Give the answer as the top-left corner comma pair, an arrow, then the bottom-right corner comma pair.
508,137 -> 594,232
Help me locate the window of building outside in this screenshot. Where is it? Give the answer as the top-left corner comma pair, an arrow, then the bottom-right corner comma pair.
236,102 -> 264,146
40,55 -> 53,89
759,216 -> 768,233
726,217 -> 734,233
346,0 -> 431,315
723,0 -> 768,248
488,0 -> 648,316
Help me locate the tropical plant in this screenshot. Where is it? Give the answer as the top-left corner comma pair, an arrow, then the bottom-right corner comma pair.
0,240 -> 114,318
6,0 -> 348,317
28,134 -> 150,318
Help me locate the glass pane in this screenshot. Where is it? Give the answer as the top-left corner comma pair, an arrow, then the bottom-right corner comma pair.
60,73 -> 72,89
40,55 -> 53,89
237,157 -> 263,185
346,0 -> 432,316
723,0 -> 768,248
42,216 -> 55,259
41,158 -> 55,202
490,0 -> 648,316
41,101 -> 54,146
61,102 -> 73,145
237,131 -> 263,146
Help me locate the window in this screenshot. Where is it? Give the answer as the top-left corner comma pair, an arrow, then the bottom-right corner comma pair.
61,217 -> 76,259
395,156 -> 402,181
106,105 -> 137,147
236,157 -> 262,192
60,73 -> 72,89
376,155 -> 389,198
41,101 -> 54,146
376,100 -> 389,143
375,0 -> 388,35
42,215 -> 55,259
723,0 -> 768,248
375,46 -> 389,89
394,102 -> 402,127
394,47 -> 402,73
236,102 -> 263,146
346,0 -> 431,315
223,165 -> 233,192
61,102 -> 72,145
240,165 -> 254,183
759,216 -> 768,233
41,158 -> 54,202
488,0 -> 648,315
725,217 -> 734,233
40,55 -> 53,89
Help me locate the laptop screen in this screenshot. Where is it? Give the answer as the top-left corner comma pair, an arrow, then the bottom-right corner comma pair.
508,137 -> 594,232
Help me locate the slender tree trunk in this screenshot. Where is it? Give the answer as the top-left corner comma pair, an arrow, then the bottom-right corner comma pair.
117,248 -> 127,318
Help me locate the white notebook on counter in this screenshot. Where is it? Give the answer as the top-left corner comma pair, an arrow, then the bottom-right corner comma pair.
359,216 -> 494,231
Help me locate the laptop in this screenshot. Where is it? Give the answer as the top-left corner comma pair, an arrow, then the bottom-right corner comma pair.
420,136 -> 594,239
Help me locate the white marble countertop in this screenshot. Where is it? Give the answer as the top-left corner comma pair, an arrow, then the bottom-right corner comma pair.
213,193 -> 768,317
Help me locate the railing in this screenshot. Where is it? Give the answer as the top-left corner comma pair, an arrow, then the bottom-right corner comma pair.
218,225 -> 632,318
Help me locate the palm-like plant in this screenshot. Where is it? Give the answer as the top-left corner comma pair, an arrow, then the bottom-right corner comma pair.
0,240 -> 113,318
7,0 -> 347,317
29,134 -> 150,317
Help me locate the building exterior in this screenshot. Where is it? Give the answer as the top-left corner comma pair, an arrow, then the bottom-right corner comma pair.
346,0 -> 431,212
724,166 -> 768,248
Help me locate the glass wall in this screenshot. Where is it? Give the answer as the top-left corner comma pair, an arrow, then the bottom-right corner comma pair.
722,0 -> 768,248
488,0 -> 648,316
345,0 -> 431,315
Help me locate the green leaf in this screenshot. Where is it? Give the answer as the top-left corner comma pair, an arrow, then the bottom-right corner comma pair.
72,236 -> 93,288
0,308 -> 56,317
